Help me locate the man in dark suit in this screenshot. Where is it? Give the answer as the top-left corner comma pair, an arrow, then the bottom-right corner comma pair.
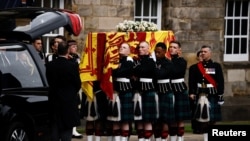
46,41 -> 81,141
31,37 -> 44,60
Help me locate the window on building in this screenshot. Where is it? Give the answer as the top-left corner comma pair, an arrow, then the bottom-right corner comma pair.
33,0 -> 64,54
134,0 -> 162,30
224,0 -> 249,62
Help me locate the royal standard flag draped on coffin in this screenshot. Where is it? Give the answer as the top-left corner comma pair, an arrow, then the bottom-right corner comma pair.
79,31 -> 175,101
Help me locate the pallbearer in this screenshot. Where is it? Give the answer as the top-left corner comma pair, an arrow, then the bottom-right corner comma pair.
133,41 -> 157,141
168,41 -> 191,141
109,42 -> 134,141
154,42 -> 175,141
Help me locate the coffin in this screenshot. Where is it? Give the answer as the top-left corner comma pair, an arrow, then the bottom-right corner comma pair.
79,31 -> 175,100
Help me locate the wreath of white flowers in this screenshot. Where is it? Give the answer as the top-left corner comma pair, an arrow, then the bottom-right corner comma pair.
116,20 -> 158,32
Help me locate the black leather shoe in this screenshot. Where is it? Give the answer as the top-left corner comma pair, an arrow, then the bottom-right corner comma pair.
72,134 -> 83,139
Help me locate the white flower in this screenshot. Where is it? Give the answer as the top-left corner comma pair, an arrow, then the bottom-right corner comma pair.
116,20 -> 158,32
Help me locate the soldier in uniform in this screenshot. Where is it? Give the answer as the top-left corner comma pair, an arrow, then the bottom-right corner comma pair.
154,42 -> 174,141
67,40 -> 83,139
109,42 -> 134,141
133,41 -> 157,141
168,41 -> 191,141
189,45 -> 224,141
68,40 -> 81,64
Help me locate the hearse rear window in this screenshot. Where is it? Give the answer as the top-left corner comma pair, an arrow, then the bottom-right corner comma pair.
0,45 -> 43,88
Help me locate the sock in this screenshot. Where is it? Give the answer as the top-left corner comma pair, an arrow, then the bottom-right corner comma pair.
95,129 -> 103,136
161,130 -> 169,139
177,127 -> 184,136
121,130 -> 129,137
144,130 -> 153,139
113,129 -> 121,136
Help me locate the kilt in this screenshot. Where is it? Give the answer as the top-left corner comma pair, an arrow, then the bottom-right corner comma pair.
95,90 -> 109,121
82,90 -> 109,121
83,95 -> 98,121
174,90 -> 191,121
107,92 -> 121,121
195,95 -> 210,122
141,91 -> 157,122
119,92 -> 134,122
133,92 -> 142,120
158,92 -> 175,123
208,95 -> 222,121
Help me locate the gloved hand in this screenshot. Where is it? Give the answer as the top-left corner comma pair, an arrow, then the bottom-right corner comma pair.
133,60 -> 141,68
217,94 -> 224,105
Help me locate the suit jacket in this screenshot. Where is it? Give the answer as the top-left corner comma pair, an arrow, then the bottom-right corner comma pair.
46,56 -> 81,130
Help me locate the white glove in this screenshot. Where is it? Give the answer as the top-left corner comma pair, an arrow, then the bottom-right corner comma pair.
217,95 -> 224,105
218,101 -> 224,105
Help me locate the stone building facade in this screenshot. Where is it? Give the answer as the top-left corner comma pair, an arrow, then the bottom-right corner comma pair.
54,0 -> 250,120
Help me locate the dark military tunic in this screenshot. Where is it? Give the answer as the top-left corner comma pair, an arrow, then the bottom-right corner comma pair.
155,57 -> 175,123
171,55 -> 191,121
188,59 -> 224,122
133,55 -> 157,121
69,53 -> 80,64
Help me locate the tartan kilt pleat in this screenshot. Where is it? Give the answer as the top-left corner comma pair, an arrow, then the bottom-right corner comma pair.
84,95 -> 98,121
208,95 -> 222,121
158,92 -> 175,123
141,91 -> 157,122
119,92 -> 134,122
174,90 -> 191,120
107,92 -> 121,121
133,92 -> 142,120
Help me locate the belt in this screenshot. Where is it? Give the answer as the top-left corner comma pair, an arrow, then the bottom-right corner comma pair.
140,78 -> 152,83
116,78 -> 130,82
171,78 -> 184,83
197,83 -> 214,88
157,79 -> 170,83
199,93 -> 208,96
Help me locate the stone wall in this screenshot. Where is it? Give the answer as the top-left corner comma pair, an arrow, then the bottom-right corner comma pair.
164,0 -> 250,97
165,0 -> 250,121
70,0 -> 134,53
